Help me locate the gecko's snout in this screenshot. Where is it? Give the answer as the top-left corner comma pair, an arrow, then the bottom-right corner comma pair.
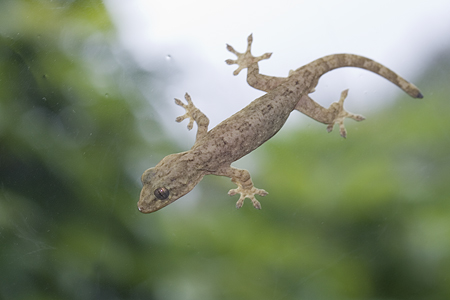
137,202 -> 151,214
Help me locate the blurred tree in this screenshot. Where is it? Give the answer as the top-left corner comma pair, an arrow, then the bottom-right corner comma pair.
0,0 -> 173,299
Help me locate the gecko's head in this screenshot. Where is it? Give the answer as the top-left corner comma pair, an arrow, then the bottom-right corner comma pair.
137,154 -> 201,213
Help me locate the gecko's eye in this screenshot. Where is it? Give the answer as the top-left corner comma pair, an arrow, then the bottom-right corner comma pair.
154,187 -> 169,200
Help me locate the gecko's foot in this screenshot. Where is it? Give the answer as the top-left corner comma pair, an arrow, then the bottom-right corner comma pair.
175,93 -> 197,130
228,184 -> 268,209
225,34 -> 272,76
326,89 -> 365,138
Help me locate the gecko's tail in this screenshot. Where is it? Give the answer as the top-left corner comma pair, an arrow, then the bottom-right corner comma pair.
308,54 -> 423,99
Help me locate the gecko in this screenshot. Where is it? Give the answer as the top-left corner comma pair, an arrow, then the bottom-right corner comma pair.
138,34 -> 422,213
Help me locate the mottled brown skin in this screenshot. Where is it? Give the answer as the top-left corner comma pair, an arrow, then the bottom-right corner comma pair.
138,34 -> 423,213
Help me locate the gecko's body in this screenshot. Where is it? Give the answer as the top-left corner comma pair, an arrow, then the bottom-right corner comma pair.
138,35 -> 422,213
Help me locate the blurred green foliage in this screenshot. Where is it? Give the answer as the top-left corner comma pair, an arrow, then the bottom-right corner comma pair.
1,1 -> 450,300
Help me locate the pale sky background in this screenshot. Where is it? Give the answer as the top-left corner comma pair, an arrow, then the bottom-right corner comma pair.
104,0 -> 450,144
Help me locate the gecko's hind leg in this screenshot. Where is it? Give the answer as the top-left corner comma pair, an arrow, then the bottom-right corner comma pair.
325,89 -> 365,138
295,89 -> 365,138
175,93 -> 209,141
225,34 -> 272,76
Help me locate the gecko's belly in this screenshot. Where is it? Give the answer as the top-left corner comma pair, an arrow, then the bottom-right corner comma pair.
192,89 -> 300,169
194,111 -> 292,168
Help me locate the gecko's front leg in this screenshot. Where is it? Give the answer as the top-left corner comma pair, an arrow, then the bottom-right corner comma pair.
215,166 -> 268,209
175,93 -> 209,142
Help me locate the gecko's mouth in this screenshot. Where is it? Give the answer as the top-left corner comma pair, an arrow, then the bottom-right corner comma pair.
137,199 -> 167,213
137,204 -> 152,214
